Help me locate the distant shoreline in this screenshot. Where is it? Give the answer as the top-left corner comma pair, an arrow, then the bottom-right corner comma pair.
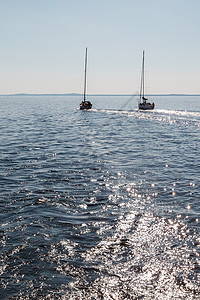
0,93 -> 200,97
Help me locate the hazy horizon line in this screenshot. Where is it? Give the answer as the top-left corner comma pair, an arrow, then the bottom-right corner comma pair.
1,93 -> 200,97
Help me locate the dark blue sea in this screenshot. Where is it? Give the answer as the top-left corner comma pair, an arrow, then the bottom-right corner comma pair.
0,95 -> 200,299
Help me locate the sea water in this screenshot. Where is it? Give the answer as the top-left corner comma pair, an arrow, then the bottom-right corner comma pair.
0,95 -> 199,299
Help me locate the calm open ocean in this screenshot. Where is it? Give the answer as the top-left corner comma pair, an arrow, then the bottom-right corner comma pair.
0,95 -> 200,299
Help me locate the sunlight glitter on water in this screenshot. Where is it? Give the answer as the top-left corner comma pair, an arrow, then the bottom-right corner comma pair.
68,207 -> 200,299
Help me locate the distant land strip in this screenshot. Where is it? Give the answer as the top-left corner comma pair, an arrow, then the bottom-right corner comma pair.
0,93 -> 200,97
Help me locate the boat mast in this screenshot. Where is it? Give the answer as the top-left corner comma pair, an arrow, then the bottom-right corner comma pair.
83,47 -> 87,102
140,50 -> 145,101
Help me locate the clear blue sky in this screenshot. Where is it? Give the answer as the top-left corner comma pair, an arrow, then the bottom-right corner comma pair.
0,0 -> 200,94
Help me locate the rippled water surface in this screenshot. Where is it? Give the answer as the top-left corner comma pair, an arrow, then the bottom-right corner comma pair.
0,95 -> 200,299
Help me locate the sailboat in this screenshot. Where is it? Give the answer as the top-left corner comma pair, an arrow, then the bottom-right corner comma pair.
138,51 -> 155,110
80,47 -> 92,110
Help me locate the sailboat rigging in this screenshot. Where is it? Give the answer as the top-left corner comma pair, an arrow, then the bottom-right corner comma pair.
138,51 -> 155,110
80,47 -> 92,110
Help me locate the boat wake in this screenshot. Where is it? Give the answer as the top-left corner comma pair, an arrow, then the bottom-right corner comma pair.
154,109 -> 200,126
90,107 -> 200,127
156,108 -> 200,117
